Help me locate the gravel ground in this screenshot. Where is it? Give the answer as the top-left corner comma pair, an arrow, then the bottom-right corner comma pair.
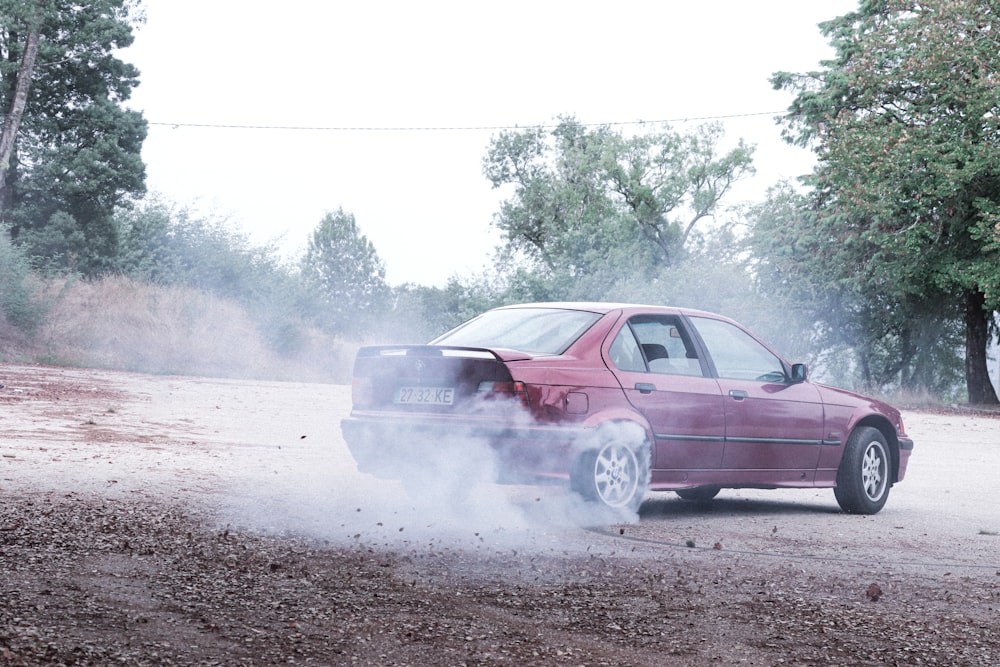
1,363 -> 999,666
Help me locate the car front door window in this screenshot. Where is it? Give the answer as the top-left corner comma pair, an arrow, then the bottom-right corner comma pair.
688,316 -> 785,381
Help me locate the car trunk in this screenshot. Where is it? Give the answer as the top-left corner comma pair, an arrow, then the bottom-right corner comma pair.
351,345 -> 534,414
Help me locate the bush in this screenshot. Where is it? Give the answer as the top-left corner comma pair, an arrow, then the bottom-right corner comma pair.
0,226 -> 46,335
35,276 -> 354,382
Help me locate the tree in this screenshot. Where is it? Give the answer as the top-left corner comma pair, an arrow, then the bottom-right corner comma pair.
747,182 -> 965,394
482,117 -> 754,299
0,3 -> 39,206
116,197 -> 288,297
772,0 -> 1000,404
301,208 -> 388,335
0,0 -> 147,276
385,275 -> 509,344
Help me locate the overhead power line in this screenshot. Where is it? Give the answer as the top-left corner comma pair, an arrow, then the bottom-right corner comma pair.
146,110 -> 785,132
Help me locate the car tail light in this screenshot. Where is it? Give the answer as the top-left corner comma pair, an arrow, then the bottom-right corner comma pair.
477,380 -> 530,406
352,376 -> 375,408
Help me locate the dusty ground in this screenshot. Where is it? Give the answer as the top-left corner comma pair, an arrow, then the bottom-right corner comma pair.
1,363 -> 999,666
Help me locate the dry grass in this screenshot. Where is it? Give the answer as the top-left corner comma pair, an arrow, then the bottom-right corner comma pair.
6,276 -> 356,383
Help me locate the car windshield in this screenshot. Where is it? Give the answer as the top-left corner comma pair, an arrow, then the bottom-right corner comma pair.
431,307 -> 603,355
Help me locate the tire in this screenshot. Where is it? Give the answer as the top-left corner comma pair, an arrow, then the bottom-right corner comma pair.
675,486 -> 721,501
571,423 -> 650,512
834,426 -> 892,515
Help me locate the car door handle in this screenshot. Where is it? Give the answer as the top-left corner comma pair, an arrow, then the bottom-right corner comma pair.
635,382 -> 656,394
729,389 -> 748,401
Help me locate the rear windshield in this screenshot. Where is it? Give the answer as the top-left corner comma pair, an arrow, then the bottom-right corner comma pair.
431,308 -> 603,355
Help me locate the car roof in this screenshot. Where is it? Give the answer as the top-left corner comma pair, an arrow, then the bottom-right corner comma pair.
493,301 -> 727,320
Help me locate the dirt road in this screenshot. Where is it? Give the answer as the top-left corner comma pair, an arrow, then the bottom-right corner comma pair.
1,363 -> 998,665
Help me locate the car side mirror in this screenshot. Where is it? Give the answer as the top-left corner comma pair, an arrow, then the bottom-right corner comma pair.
790,363 -> 808,383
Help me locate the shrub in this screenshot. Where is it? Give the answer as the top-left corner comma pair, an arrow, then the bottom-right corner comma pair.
0,226 -> 46,335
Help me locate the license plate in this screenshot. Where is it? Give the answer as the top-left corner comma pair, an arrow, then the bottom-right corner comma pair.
394,386 -> 455,405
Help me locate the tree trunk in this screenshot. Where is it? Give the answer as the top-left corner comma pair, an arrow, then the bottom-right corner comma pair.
0,27 -> 41,215
964,289 -> 999,405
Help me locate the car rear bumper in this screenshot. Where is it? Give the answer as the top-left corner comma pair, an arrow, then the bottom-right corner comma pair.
341,413 -> 587,483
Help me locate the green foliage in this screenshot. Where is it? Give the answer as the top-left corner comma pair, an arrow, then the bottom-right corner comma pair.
1,0 -> 146,275
482,117 -> 755,297
746,183 -> 964,393
15,210 -> 88,273
384,275 -> 509,343
772,0 -> 1000,402
786,1 -> 1000,305
0,224 -> 45,332
301,208 -> 389,335
117,198 -> 279,296
115,198 -> 320,354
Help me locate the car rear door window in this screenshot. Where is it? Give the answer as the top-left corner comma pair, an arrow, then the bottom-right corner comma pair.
609,325 -> 645,372
610,315 -> 704,376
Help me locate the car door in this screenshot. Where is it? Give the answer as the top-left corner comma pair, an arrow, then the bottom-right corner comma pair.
686,315 -> 825,479
605,315 -> 726,473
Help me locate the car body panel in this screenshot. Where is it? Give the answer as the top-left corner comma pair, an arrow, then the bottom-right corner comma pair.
716,378 -> 825,476
611,368 -> 727,471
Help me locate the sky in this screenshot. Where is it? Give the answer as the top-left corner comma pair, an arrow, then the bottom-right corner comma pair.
121,1 -> 859,287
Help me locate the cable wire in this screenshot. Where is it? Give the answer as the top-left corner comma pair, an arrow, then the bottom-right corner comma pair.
146,110 -> 785,132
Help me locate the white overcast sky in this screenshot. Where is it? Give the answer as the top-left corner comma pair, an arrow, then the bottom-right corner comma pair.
121,1 -> 858,287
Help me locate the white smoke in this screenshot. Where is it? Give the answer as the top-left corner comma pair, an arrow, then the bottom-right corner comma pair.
214,419 -> 645,554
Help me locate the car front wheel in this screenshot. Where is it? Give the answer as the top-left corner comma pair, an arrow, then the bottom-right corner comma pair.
834,426 -> 892,515
571,423 -> 650,512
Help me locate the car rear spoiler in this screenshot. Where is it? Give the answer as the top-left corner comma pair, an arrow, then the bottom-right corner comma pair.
356,345 -> 535,362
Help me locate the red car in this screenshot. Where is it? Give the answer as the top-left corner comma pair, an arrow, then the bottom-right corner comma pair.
342,303 -> 913,514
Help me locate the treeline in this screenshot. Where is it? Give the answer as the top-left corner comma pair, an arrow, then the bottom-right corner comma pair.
0,116 -> 981,398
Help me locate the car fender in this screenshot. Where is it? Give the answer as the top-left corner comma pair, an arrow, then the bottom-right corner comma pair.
576,406 -> 654,451
815,385 -> 909,478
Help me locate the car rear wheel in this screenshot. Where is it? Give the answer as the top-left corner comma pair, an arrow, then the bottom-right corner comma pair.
834,426 -> 891,515
571,423 -> 650,512
675,486 -> 721,501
